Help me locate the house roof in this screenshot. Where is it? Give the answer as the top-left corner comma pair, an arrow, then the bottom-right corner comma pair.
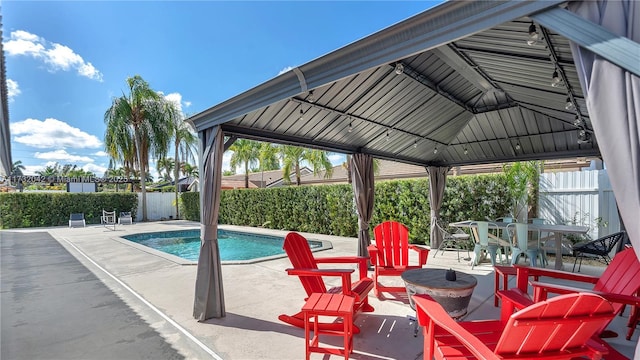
188,1 -> 639,169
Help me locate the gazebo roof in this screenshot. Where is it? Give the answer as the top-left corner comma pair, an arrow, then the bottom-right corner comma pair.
188,1 -> 638,168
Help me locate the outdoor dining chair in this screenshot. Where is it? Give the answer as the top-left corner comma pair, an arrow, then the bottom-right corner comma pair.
433,220 -> 471,262
470,221 -> 506,268
118,211 -> 133,225
572,231 -> 625,272
101,209 -> 116,231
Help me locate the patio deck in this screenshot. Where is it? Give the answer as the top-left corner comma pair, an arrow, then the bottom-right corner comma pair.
3,221 -> 637,359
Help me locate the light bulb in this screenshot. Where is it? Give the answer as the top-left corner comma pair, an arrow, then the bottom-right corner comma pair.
578,130 -> 591,144
527,23 -> 539,46
298,109 -> 304,121
463,148 -> 468,155
433,147 -> 438,154
395,63 -> 404,75
551,71 -> 562,87
565,97 -> 574,111
573,116 -> 583,127
348,121 -> 353,133
515,143 -> 521,150
413,140 -> 418,149
307,90 -> 315,103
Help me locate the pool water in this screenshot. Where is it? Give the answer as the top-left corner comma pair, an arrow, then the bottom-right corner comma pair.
123,229 -> 323,262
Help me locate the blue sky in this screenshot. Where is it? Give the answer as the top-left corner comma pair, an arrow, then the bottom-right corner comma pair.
4,1 -> 440,179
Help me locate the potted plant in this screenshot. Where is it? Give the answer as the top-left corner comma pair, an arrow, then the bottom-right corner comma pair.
502,161 -> 542,223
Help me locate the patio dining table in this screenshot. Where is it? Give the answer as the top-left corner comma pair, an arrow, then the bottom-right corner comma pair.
449,221 -> 589,270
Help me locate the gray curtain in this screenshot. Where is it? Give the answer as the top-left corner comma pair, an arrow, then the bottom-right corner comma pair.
193,125 -> 225,320
351,153 -> 375,257
568,1 -> 640,260
427,166 -> 449,249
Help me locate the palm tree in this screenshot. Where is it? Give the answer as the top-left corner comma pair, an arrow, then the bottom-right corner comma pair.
181,163 -> 199,178
280,145 -> 334,186
257,142 -> 280,187
11,160 -> 25,176
171,114 -> 197,218
104,75 -> 174,221
36,163 -> 60,177
229,139 -> 259,188
157,157 -> 175,182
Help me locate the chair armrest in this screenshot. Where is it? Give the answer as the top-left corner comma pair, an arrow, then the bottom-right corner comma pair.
408,245 -> 430,265
514,264 -> 598,293
367,245 -> 379,266
413,294 -> 499,360
530,281 -> 640,307
314,256 -> 369,280
497,289 -> 533,321
285,268 -> 354,296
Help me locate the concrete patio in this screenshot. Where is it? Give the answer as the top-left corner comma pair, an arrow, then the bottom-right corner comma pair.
2,220 -> 637,359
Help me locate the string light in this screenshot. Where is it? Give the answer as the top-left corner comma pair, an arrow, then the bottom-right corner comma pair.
515,143 -> 521,150
394,63 -> 404,75
413,139 -> 418,149
463,148 -> 468,155
298,109 -> 304,121
551,70 -> 562,87
565,97 -> 574,111
527,22 -> 539,46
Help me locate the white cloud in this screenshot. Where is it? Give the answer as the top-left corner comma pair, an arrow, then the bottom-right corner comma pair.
328,153 -> 346,166
34,149 -> 94,163
83,162 -> 107,176
4,30 -> 103,82
278,66 -> 294,76
222,152 -> 232,171
6,79 -> 20,102
93,151 -> 108,157
11,118 -> 102,149
162,92 -> 193,116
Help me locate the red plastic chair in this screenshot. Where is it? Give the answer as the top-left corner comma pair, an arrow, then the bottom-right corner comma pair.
514,247 -> 640,339
278,232 -> 374,333
368,221 -> 430,297
415,291 -> 615,360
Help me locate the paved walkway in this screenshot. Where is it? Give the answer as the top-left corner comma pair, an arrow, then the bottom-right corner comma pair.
1,221 -> 637,359
1,231 -> 183,360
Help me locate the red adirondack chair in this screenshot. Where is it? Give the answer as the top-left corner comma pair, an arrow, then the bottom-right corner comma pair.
278,232 -> 374,333
514,247 -> 640,339
414,291 -> 615,360
368,221 -> 430,297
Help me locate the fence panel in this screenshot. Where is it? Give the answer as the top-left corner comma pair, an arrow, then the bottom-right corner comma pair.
136,193 -> 177,221
539,170 -> 620,239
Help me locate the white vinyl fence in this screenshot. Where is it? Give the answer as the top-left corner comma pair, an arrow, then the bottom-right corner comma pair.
136,192 -> 177,221
538,169 -> 621,240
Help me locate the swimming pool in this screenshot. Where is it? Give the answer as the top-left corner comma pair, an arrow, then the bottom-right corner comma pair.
123,229 -> 326,263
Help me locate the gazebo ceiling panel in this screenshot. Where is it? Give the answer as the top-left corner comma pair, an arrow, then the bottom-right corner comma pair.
200,3 -> 605,168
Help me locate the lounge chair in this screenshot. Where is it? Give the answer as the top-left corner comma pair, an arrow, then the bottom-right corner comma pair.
118,211 -> 133,225
415,291 -> 615,360
368,221 -> 430,297
279,231 -> 374,334
101,210 -> 116,231
68,213 -> 85,228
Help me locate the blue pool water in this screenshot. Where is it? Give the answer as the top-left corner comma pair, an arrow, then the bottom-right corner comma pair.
123,229 -> 323,262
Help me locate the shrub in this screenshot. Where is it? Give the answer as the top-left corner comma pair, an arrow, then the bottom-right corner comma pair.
180,174 -> 511,245
0,192 -> 138,229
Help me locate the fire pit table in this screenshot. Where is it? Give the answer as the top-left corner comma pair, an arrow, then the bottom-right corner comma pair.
401,268 -> 477,335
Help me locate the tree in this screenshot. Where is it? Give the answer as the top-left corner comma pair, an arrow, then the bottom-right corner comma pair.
257,142 -> 280,187
181,163 -> 199,178
157,157 -> 175,182
11,160 -> 25,176
170,114 -> 197,218
280,145 -> 334,186
104,75 -> 174,221
229,139 -> 259,188
502,161 -> 542,221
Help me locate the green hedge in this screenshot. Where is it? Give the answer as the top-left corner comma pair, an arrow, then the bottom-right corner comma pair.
0,192 -> 138,228
181,174 -> 511,245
